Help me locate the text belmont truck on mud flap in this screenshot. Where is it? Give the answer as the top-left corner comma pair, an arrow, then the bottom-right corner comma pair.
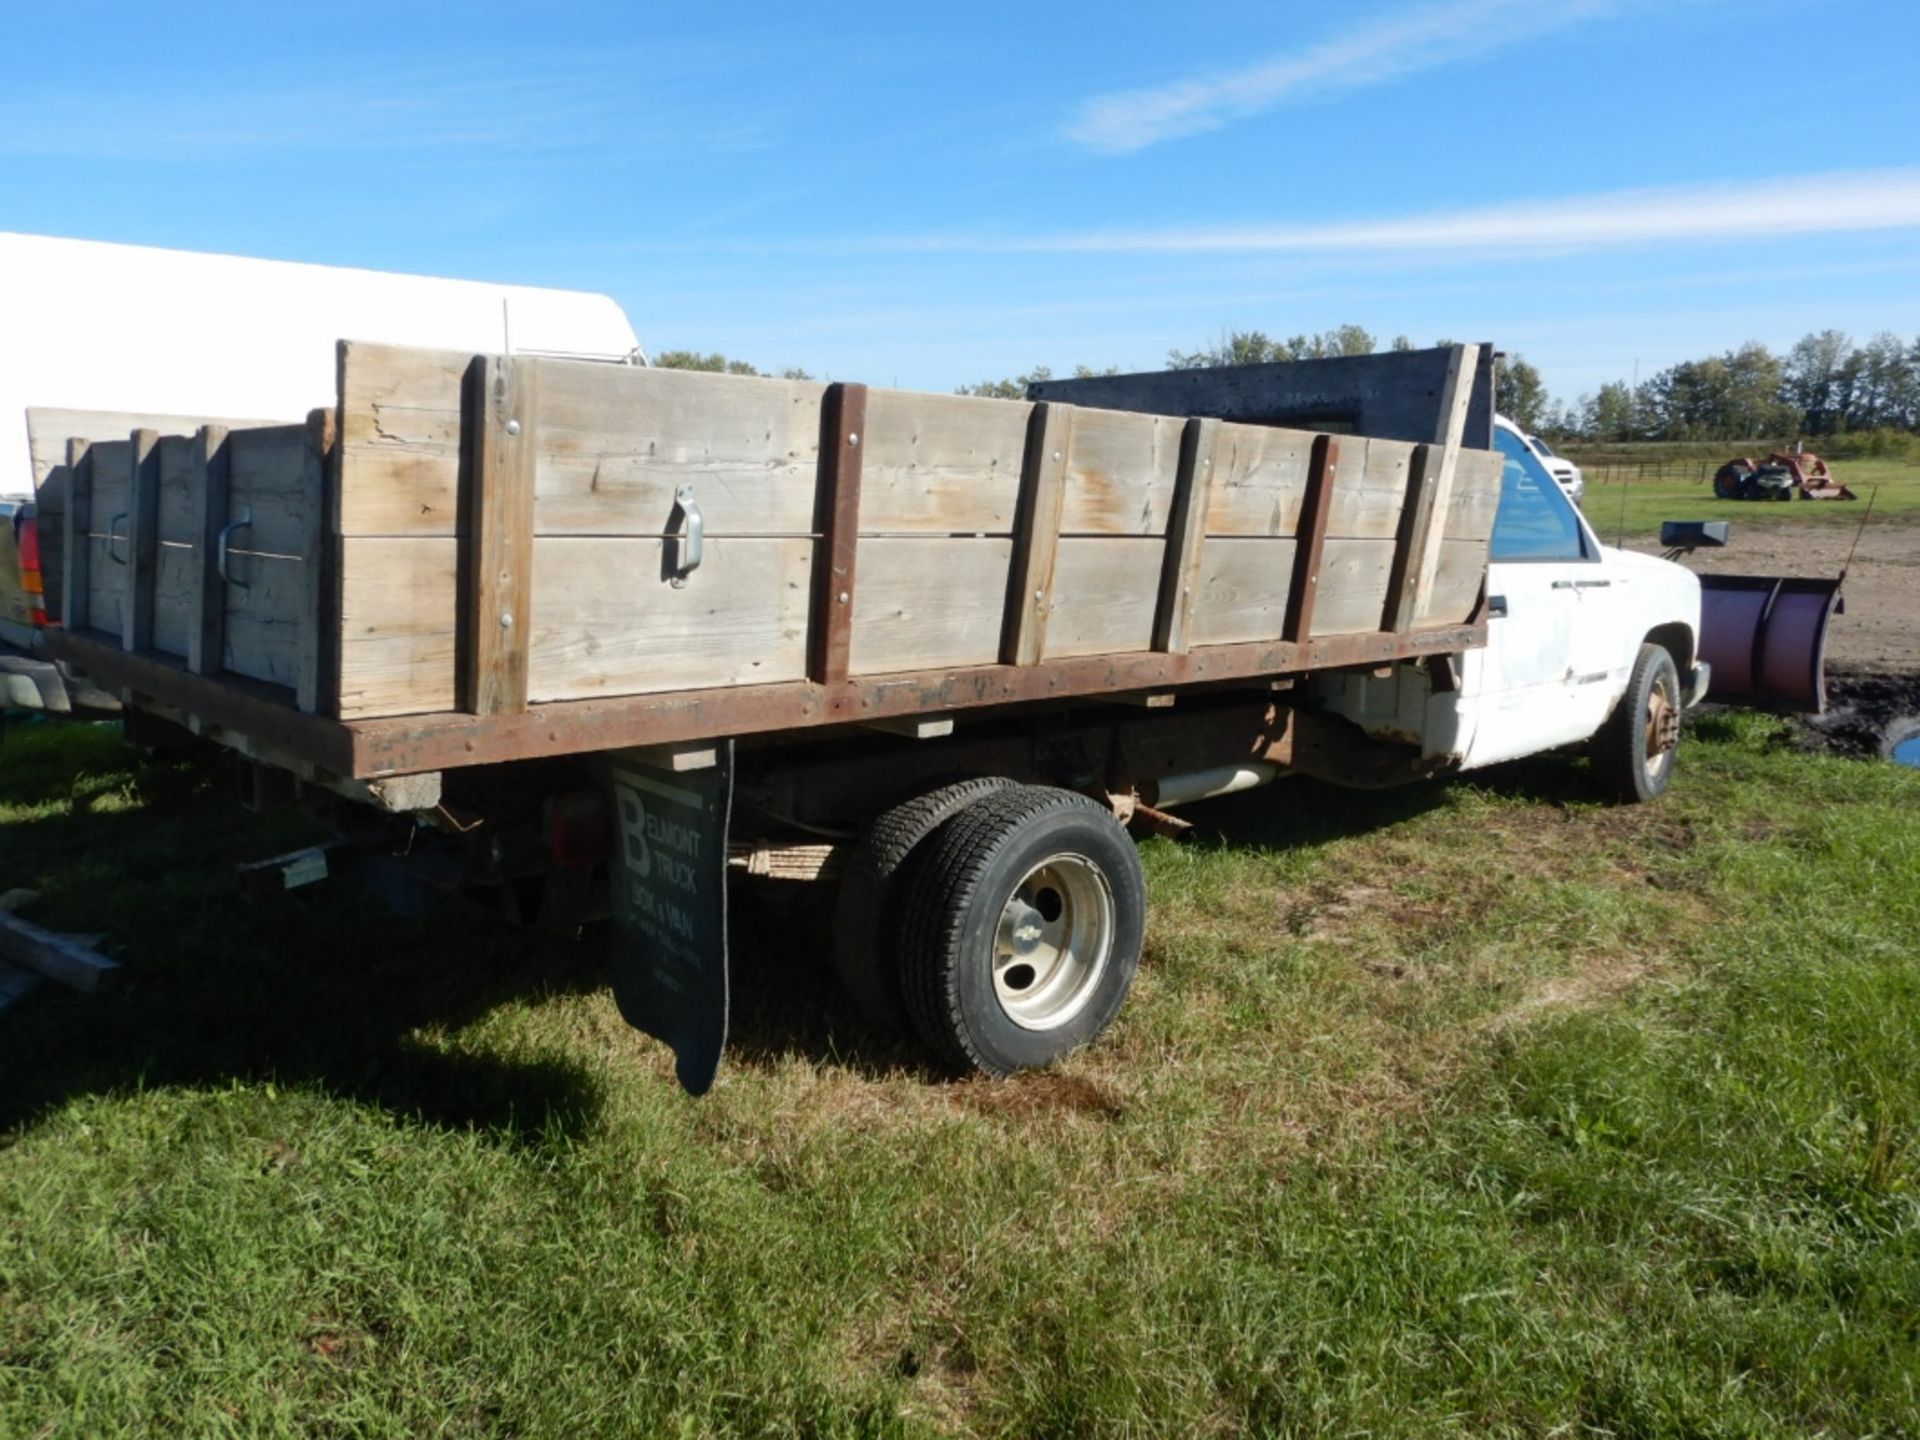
28,329 -> 1708,1094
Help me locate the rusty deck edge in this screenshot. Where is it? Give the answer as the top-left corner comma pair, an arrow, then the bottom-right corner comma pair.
48,622 -> 1485,780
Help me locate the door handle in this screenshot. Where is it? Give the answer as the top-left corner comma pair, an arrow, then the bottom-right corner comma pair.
1487,594 -> 1508,618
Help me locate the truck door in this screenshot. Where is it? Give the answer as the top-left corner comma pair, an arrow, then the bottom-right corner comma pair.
1460,427 -> 1613,769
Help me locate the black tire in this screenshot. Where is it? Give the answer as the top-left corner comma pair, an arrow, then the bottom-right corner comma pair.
831,776 -> 1016,1033
1592,643 -> 1683,803
1712,463 -> 1748,500
898,786 -> 1146,1075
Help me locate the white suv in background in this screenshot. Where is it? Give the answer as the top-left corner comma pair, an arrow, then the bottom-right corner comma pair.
1497,415 -> 1585,506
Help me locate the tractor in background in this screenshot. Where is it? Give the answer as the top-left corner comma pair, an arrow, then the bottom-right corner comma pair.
1713,448 -> 1856,501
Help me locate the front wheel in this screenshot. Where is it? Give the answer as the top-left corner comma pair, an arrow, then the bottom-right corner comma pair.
897,786 -> 1146,1075
1592,643 -> 1682,803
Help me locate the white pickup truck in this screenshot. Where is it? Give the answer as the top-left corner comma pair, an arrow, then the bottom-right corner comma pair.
1314,416 -> 1706,802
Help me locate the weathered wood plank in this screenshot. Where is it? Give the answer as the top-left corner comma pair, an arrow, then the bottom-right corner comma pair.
859,389 -> 1027,534
1060,407 -> 1182,535
527,537 -> 813,702
1001,404 -> 1073,666
335,341 -> 468,537
0,908 -> 125,995
187,426 -> 233,674
464,355 -> 539,715
1283,435 -> 1340,644
1387,343 -> 1479,631
61,440 -> 92,634
808,382 -> 866,685
852,537 -> 1013,676
535,361 -> 826,537
1185,537 -> 1300,648
26,405 -> 286,492
336,536 -> 458,717
295,411 -> 334,713
1152,417 -> 1218,653
123,430 -> 162,653
1046,537 -> 1167,659
338,343 -> 834,540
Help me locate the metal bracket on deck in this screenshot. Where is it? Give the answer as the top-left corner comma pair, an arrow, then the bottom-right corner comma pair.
669,485 -> 703,587
216,508 -> 254,588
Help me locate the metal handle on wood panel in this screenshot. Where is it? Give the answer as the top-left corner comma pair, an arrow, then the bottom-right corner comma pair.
217,509 -> 254,589
671,485 -> 703,587
107,513 -> 128,565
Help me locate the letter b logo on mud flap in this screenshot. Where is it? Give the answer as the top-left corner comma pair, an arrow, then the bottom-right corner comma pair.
618,789 -> 651,878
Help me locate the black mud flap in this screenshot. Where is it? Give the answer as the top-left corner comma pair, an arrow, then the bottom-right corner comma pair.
605,743 -> 734,1096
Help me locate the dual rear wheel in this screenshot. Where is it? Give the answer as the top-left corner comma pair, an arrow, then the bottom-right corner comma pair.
833,783 -> 1145,1075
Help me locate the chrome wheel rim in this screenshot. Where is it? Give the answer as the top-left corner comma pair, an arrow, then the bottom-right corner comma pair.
991,854 -> 1114,1031
1645,674 -> 1680,783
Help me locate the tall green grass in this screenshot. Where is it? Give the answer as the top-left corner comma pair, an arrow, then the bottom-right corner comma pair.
1,716 -> 1916,1436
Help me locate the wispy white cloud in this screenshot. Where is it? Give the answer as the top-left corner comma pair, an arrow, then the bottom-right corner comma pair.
1065,0 -> 1622,152
860,169 -> 1920,257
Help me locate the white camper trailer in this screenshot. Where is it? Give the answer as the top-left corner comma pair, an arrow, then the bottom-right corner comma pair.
0,231 -> 641,705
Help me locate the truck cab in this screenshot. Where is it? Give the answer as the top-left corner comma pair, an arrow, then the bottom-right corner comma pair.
1316,416 -> 1706,797
1498,414 -> 1585,506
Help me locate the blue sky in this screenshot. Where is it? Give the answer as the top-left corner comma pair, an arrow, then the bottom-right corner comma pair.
4,1 -> 1918,404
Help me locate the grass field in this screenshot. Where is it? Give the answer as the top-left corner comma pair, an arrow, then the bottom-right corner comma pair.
2,717 -> 1918,1437
1580,456 -> 1920,540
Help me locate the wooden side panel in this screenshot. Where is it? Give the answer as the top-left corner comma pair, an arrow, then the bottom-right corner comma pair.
1204,423 -> 1313,537
857,389 -> 1027,535
528,538 -> 814,702
336,343 -> 468,537
1060,408 -> 1182,535
123,431 -> 161,654
852,537 -> 1013,676
808,383 -> 866,685
187,426 -> 233,676
152,436 -> 199,659
82,439 -> 132,640
1309,536 -> 1486,637
1187,537 -> 1301,648
227,426 -> 317,557
1001,405 -> 1073,666
58,441 -> 91,633
1046,537 -> 1166,658
325,345 -> 1505,718
465,357 -> 538,714
1152,418 -> 1219,654
336,537 -> 459,718
534,362 -> 826,537
29,407 -> 283,628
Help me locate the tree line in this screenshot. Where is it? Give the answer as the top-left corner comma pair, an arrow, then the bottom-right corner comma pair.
658,327 -> 1920,445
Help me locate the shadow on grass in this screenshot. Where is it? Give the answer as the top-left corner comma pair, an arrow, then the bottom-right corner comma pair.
0,722 -> 1615,1117
0,728 -> 610,1148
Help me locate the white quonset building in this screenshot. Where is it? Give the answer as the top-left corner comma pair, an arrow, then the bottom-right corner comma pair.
1,230 -> 642,497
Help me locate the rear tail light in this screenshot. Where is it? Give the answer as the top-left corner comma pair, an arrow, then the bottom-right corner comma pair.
548,790 -> 611,868
17,516 -> 46,626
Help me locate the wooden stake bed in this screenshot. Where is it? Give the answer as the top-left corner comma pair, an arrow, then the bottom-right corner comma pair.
38,343 -> 1502,780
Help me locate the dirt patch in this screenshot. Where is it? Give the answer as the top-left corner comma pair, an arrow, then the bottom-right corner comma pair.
1795,668 -> 1920,761
1484,957 -> 1656,1033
